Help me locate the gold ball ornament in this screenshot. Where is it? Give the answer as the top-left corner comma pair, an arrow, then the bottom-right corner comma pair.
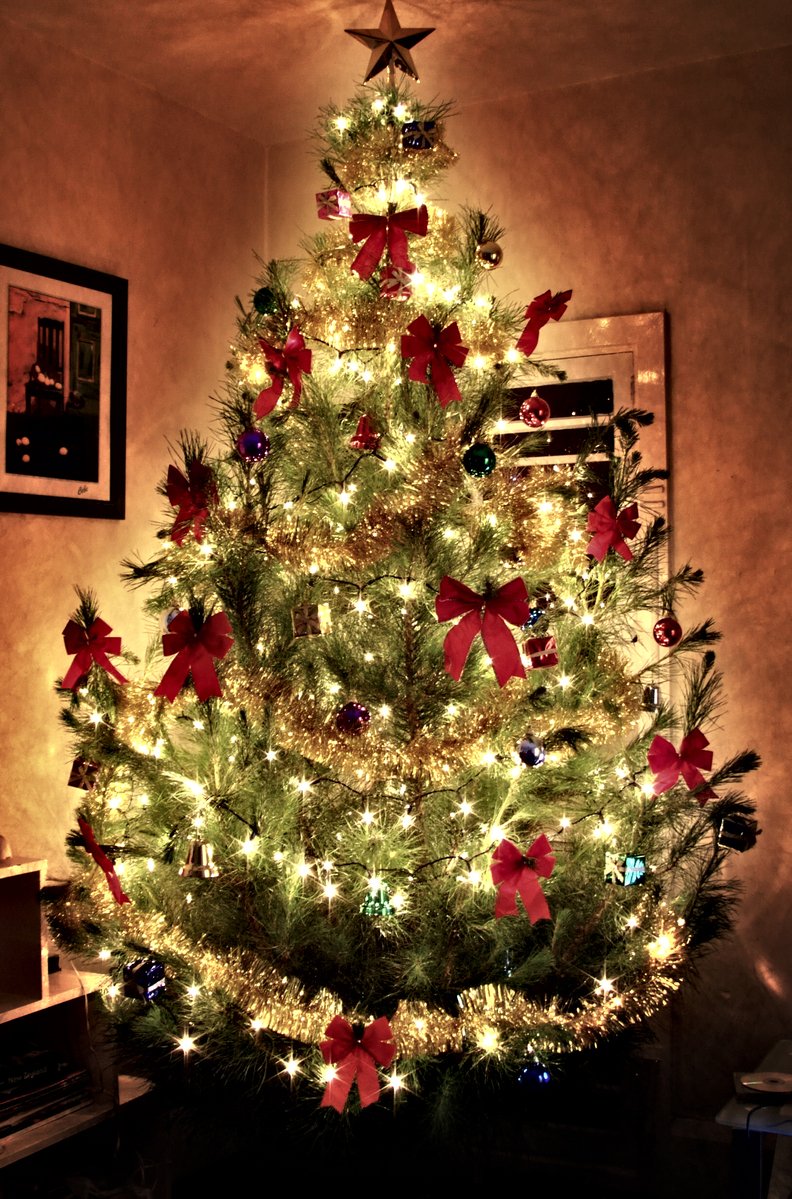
476,240 -> 504,270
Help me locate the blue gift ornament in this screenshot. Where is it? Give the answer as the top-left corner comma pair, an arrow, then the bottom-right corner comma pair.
604,852 -> 646,886
123,956 -> 166,1001
402,120 -> 437,150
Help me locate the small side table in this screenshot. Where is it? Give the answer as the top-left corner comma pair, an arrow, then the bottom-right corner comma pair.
716,1039 -> 792,1198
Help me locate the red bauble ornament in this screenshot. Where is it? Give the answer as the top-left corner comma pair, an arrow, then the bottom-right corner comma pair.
653,615 -> 683,648
519,393 -> 551,429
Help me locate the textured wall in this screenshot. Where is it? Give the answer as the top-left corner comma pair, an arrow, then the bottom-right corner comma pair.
0,18 -> 267,875
268,46 -> 792,1113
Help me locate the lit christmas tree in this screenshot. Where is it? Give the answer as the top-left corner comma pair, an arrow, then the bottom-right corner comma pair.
53,4 -> 759,1120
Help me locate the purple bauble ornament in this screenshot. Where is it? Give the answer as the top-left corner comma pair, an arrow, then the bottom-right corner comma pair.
236,428 -> 270,462
517,735 -> 546,767
652,615 -> 683,648
335,701 -> 371,736
519,394 -> 551,429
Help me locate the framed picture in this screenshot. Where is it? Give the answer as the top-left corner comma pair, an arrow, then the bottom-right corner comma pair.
0,243 -> 127,518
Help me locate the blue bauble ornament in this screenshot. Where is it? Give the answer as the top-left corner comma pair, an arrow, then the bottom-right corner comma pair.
518,735 -> 546,767
462,443 -> 497,478
521,607 -> 544,632
335,701 -> 371,736
236,428 -> 270,462
517,1061 -> 552,1087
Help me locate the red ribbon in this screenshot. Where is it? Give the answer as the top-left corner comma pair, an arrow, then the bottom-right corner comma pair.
320,1015 -> 396,1111
153,610 -> 234,703
401,315 -> 469,408
166,461 -> 217,546
254,327 -> 312,419
349,206 -> 428,280
491,836 -> 555,921
62,618 -> 127,690
78,817 -> 130,905
648,729 -> 717,804
435,575 -> 530,687
586,496 -> 640,562
516,289 -> 573,357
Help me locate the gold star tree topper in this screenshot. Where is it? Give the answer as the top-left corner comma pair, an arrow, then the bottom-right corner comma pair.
345,0 -> 435,83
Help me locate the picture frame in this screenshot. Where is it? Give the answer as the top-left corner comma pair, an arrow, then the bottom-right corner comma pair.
0,243 -> 127,519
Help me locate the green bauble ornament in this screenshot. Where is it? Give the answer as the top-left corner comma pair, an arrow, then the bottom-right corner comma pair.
252,286 -> 278,315
360,882 -> 395,917
462,443 -> 497,478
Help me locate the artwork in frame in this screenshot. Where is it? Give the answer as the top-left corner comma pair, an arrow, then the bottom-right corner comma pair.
0,243 -> 127,518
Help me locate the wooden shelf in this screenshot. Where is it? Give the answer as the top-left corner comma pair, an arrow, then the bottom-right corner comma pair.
0,969 -> 106,1024
0,1095 -> 115,1168
0,855 -> 126,1171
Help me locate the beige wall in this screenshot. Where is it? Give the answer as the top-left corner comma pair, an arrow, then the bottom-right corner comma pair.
0,19 -> 267,875
268,45 -> 792,1112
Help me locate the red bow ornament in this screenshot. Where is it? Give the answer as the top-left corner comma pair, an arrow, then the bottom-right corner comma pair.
320,1015 -> 396,1112
166,461 -> 217,546
516,289 -> 573,358
153,610 -> 234,703
253,327 -> 312,419
491,836 -> 555,921
586,496 -> 640,562
647,729 -> 717,804
436,575 -> 530,687
349,205 -> 428,280
78,817 -> 130,905
401,315 -> 469,408
62,618 -> 128,690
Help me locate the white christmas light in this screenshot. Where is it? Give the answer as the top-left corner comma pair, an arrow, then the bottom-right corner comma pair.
478,1028 -> 499,1053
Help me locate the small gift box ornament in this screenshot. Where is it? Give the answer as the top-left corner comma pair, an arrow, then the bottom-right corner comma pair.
718,813 -> 760,852
402,120 -> 437,150
316,188 -> 352,220
292,602 -> 332,637
523,635 -> 559,670
604,852 -> 646,886
68,756 -> 100,790
380,264 -> 413,300
123,956 -> 166,1001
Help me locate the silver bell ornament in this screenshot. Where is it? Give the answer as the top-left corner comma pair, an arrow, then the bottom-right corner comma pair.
178,839 -> 219,879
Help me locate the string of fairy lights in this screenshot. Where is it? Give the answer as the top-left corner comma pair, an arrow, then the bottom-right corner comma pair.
58,74 -> 716,1101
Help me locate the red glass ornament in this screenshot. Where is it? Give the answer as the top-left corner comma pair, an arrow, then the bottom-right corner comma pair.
653,615 -> 683,648
335,701 -> 371,736
519,394 -> 551,429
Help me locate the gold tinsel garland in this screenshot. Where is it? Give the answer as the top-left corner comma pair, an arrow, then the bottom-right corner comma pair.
100,895 -> 682,1060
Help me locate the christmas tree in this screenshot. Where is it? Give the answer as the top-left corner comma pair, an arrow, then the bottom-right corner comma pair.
53,4 -> 759,1120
